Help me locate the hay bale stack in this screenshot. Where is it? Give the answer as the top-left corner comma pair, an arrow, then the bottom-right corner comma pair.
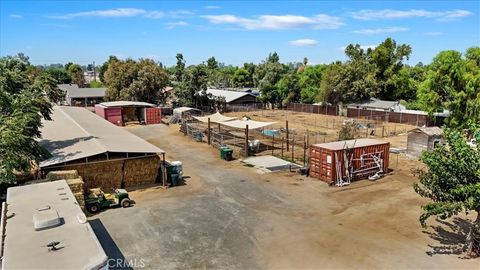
123,156 -> 160,187
46,170 -> 78,181
66,177 -> 84,194
73,192 -> 85,211
62,161 -> 123,190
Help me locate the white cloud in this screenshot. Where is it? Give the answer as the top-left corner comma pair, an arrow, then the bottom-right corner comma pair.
204,6 -> 221,10
46,8 -> 170,19
201,14 -> 343,30
424,31 -> 443,36
289,39 -> 318,47
352,27 -> 408,35
47,8 -> 147,19
169,10 -> 195,18
166,21 -> 189,29
10,14 -> 23,19
350,9 -> 472,21
145,11 -> 164,19
337,44 -> 377,51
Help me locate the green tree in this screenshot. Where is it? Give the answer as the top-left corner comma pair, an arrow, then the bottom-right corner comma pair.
233,68 -> 250,88
419,48 -> 480,128
370,38 -> 412,100
414,128 -> 480,255
0,54 -> 64,185
104,58 -> 169,104
99,56 -> 119,83
67,64 -> 85,87
298,64 -> 326,103
276,72 -> 300,106
44,68 -> 71,84
255,52 -> 286,105
174,53 -> 186,82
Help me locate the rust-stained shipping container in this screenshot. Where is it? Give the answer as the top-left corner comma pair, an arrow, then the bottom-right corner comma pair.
309,139 -> 390,185
145,107 -> 162,125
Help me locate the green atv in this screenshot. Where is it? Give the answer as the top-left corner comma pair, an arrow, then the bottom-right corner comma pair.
85,188 -> 132,213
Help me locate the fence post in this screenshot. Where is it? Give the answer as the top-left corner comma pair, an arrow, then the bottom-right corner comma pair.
207,118 -> 211,145
272,134 -> 275,155
286,120 -> 289,151
303,135 -> 307,167
291,134 -> 295,162
281,138 -> 284,158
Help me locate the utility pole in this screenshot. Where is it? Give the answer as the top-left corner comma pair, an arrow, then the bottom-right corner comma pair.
93,61 -> 96,81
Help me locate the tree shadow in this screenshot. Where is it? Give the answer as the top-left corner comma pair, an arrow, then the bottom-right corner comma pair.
423,217 -> 473,258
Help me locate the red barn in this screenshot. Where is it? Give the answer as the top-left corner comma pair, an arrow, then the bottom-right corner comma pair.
309,139 -> 390,186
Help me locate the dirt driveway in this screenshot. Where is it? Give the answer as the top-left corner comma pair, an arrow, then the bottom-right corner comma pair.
91,124 -> 477,269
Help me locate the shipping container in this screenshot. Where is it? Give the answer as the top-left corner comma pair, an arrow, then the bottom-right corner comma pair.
309,139 -> 390,185
94,104 -> 123,126
145,107 -> 162,125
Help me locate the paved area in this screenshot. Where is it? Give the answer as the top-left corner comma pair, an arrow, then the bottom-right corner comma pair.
243,155 -> 300,172
91,124 -> 478,270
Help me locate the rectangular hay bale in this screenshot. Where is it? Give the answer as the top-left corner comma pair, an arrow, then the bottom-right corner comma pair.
46,170 -> 79,181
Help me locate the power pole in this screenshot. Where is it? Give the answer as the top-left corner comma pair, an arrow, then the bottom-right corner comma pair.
93,61 -> 96,81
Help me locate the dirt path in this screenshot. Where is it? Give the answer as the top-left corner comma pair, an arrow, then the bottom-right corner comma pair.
103,124 -> 478,269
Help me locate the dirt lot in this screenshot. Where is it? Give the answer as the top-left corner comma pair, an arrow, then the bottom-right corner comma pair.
91,123 -> 477,269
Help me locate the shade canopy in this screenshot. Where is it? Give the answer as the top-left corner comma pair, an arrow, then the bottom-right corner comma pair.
193,112 -> 236,123
220,119 -> 276,130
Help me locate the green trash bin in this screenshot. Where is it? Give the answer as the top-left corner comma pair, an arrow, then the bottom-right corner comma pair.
220,146 -> 230,160
170,173 -> 180,186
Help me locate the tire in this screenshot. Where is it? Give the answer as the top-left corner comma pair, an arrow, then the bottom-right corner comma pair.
121,198 -> 131,208
87,203 -> 100,213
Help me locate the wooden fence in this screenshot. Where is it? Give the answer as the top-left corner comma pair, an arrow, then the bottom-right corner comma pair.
286,103 -> 338,116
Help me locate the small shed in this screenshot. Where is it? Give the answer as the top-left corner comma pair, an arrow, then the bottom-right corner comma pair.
173,107 -> 201,119
406,127 -> 444,157
95,101 -> 161,126
309,139 -> 390,186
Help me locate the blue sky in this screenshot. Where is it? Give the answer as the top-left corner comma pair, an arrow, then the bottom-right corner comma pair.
1,1 -> 479,66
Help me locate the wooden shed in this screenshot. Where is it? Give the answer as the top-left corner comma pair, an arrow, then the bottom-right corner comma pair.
310,139 -> 390,186
406,127 -> 444,157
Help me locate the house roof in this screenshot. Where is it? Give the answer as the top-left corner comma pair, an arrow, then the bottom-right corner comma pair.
313,138 -> 389,151
2,180 -> 108,269
58,84 -> 106,98
347,98 -> 398,110
206,88 -> 257,103
39,106 -> 164,168
99,101 -> 155,107
409,127 -> 444,136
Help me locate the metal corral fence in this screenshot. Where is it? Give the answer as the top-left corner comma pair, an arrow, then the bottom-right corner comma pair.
179,120 -> 313,166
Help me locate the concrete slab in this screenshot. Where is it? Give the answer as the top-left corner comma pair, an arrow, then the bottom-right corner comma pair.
243,155 -> 300,172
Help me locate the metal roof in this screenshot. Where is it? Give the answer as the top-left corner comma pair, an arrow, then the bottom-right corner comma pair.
58,84 -> 106,98
313,138 -> 389,151
39,106 -> 164,167
2,180 -> 108,269
206,88 -> 257,103
347,98 -> 398,110
409,127 -> 444,136
99,101 -> 155,107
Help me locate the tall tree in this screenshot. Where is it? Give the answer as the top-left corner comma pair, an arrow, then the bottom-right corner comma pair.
104,58 -> 169,104
419,48 -> 480,128
414,128 -> 480,256
174,53 -> 186,82
44,68 -> 71,84
0,54 -> 64,185
67,64 -> 85,87
255,52 -> 286,105
99,55 -> 119,83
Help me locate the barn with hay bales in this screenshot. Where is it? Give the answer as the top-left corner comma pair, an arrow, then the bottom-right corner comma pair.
406,127 -> 444,157
309,139 -> 390,186
39,106 -> 167,190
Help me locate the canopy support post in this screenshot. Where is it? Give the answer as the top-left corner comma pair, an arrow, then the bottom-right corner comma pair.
207,118 -> 211,145
245,124 -> 249,157
286,120 -> 289,151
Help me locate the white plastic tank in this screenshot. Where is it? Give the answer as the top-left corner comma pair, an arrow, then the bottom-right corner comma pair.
171,161 -> 183,178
